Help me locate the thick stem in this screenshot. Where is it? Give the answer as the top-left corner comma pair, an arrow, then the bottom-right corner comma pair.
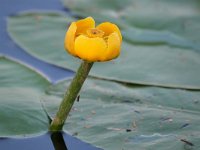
49,61 -> 93,131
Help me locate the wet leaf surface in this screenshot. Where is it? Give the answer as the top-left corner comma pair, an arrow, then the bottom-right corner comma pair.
42,78 -> 200,150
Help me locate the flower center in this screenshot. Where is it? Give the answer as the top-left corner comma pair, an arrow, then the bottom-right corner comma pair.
86,28 -> 104,38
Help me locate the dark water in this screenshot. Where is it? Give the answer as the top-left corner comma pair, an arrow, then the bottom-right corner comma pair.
0,132 -> 102,150
0,0 -> 74,84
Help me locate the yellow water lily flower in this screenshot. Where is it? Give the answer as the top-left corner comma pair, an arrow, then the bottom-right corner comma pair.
64,17 -> 122,62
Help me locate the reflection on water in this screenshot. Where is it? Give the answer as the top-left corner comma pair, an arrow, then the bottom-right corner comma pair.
0,132 -> 102,150
51,132 -> 68,150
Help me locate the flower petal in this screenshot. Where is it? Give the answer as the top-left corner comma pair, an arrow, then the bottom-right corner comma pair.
104,32 -> 121,61
96,22 -> 122,42
74,35 -> 107,62
64,22 -> 77,55
75,17 -> 95,35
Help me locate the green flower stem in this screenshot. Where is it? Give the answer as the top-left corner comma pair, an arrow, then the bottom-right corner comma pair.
49,60 -> 93,131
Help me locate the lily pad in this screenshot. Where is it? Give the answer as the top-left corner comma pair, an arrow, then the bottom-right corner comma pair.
7,12 -> 200,89
42,78 -> 200,150
0,57 -> 49,137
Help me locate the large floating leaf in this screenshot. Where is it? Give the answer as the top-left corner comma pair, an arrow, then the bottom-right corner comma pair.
8,12 -> 200,89
42,78 -> 200,150
0,57 -> 49,137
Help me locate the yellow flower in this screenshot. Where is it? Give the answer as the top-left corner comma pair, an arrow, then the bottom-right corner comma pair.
64,17 -> 122,62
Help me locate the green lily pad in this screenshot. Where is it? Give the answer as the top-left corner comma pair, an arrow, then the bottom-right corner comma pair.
7,12 -> 200,89
42,78 -> 200,150
0,57 -> 49,137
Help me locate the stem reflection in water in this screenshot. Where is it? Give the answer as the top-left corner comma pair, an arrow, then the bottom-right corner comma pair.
51,132 -> 68,150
